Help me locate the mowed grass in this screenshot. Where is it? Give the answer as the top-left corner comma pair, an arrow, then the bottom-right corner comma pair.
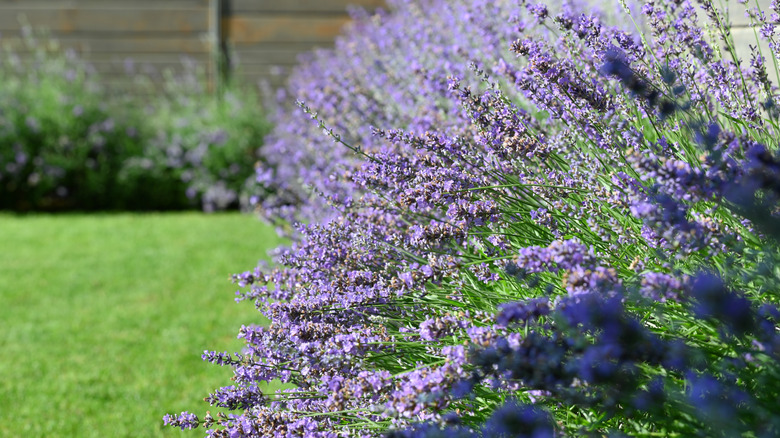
0,212 -> 284,437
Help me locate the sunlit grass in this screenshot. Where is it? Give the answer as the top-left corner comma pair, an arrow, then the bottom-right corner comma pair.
0,212 -> 283,437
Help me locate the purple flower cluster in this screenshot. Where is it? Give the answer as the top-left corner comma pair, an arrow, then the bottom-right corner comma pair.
164,411 -> 199,431
169,0 -> 780,436
471,293 -> 688,401
386,399 -> 553,438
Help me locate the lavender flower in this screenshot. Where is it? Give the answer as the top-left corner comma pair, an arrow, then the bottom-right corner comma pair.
481,400 -> 554,438
496,298 -> 550,326
163,412 -> 199,430
689,273 -> 756,337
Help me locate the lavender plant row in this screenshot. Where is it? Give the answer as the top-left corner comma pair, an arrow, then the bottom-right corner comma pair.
166,0 -> 780,436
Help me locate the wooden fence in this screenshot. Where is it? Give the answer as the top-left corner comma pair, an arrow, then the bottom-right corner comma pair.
0,0 -> 384,94
0,0 -> 774,95
223,0 -> 384,90
0,0 -> 217,93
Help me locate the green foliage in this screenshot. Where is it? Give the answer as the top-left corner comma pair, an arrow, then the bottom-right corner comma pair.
0,38 -> 144,210
134,72 -> 271,212
0,31 -> 270,211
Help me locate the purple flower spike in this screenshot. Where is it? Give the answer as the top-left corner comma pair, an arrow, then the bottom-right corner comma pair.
163,411 -> 199,430
690,273 -> 756,336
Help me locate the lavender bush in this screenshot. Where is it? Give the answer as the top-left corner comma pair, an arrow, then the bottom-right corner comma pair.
124,66 -> 271,212
0,29 -> 269,211
0,30 -> 144,210
167,0 -> 780,436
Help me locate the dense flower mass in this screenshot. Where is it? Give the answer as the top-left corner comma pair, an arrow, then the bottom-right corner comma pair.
168,0 -> 780,436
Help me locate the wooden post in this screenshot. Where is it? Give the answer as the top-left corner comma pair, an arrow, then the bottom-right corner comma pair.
208,0 -> 222,94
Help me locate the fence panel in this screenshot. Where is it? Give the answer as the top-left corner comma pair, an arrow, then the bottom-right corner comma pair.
0,0 -> 216,94
222,0 -> 385,90
0,0 -> 774,94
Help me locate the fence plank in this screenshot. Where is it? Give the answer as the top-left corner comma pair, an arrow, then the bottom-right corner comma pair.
231,63 -> 296,77
234,71 -> 287,88
0,9 -> 209,33
229,0 -> 384,14
224,16 -> 350,44
0,0 -> 209,10
234,70 -> 290,86
4,55 -> 209,73
231,47 -> 320,65
91,61 -> 207,76
1,36 -> 210,54
7,52 -> 210,63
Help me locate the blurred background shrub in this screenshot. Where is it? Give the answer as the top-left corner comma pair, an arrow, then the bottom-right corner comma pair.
0,30 -> 270,212
131,67 -> 270,212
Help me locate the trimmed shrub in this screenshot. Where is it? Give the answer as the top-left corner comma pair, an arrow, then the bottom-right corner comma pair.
126,64 -> 271,212
0,30 -> 270,211
0,35 -> 144,210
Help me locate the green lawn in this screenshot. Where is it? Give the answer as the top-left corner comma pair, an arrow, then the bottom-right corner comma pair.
0,212 -> 284,437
